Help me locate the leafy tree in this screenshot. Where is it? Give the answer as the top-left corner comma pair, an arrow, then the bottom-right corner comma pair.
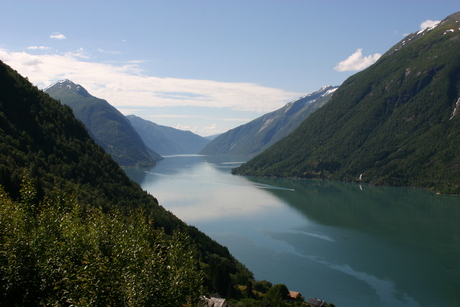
265,284 -> 290,307
252,280 -> 272,293
0,179 -> 204,306
246,280 -> 254,298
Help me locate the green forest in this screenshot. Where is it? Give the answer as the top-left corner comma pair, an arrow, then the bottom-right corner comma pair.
233,12 -> 460,195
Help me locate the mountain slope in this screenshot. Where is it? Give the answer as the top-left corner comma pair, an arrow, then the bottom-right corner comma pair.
200,86 -> 337,157
127,115 -> 210,155
233,11 -> 460,194
45,80 -> 161,167
0,60 -> 252,301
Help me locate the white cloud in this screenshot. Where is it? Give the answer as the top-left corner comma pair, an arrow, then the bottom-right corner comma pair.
175,123 -> 224,137
96,48 -> 121,55
201,124 -> 219,136
67,48 -> 90,59
27,46 -> 50,50
175,124 -> 193,131
50,33 -> 66,40
334,49 -> 381,72
150,114 -> 203,119
0,48 -> 301,114
420,19 -> 440,31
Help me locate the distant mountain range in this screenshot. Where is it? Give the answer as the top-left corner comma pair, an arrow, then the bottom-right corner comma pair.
200,86 -> 338,157
127,115 -> 210,156
233,11 -> 460,194
45,80 -> 161,167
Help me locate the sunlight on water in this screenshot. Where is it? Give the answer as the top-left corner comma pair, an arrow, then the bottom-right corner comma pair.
138,157 -> 288,222
125,155 -> 460,307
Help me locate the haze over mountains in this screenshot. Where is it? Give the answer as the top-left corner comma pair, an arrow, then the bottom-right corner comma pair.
127,115 -> 210,156
200,86 -> 338,157
45,80 -> 211,166
233,11 -> 460,195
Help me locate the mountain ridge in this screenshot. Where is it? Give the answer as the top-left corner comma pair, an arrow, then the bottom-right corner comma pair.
199,85 -> 338,157
233,11 -> 460,195
127,115 -> 210,155
45,80 -> 161,167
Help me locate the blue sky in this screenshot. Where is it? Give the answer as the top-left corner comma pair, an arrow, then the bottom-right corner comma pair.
1,1 -> 459,136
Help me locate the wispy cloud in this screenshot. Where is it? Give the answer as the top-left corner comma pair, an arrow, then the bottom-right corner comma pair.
147,114 -> 204,119
334,49 -> 381,72
175,123 -> 223,137
27,46 -> 50,50
0,48 -> 301,114
50,32 -> 66,40
67,48 -> 91,59
96,48 -> 121,55
420,19 -> 440,31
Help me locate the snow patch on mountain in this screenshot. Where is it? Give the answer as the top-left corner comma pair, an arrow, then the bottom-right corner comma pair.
43,79 -> 75,91
323,87 -> 338,97
258,117 -> 277,133
416,22 -> 440,35
450,97 -> 460,120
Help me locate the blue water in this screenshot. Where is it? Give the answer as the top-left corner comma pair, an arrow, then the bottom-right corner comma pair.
125,155 -> 460,307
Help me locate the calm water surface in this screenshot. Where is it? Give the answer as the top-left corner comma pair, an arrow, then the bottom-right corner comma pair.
125,155 -> 460,307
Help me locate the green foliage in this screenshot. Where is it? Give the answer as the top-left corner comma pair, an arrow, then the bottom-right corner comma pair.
252,280 -> 273,294
233,13 -> 460,194
0,181 -> 204,306
0,60 -> 253,302
245,280 -> 254,298
229,281 -> 307,307
265,284 -> 290,307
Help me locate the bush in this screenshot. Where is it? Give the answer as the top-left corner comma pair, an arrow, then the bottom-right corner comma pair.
0,179 -> 204,306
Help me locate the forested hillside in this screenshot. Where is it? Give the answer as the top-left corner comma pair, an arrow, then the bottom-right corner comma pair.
233,11 -> 460,195
45,80 -> 161,167
0,60 -> 253,305
200,86 -> 337,157
127,115 -> 210,155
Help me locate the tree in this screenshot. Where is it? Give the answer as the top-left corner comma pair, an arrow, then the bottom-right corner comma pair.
0,179 -> 204,306
265,284 -> 289,307
246,280 -> 253,298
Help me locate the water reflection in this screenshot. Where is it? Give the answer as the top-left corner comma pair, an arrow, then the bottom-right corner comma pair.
126,155 -> 460,307
246,176 -> 460,249
246,176 -> 460,306
128,155 -> 287,223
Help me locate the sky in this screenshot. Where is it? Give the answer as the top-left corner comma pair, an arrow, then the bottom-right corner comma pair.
1,1 -> 459,136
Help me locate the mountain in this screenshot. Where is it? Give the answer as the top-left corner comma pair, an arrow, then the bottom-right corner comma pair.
0,60 -> 252,303
233,11 -> 460,195
126,115 -> 210,155
199,86 -> 338,157
45,80 -> 161,167
205,133 -> 221,141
